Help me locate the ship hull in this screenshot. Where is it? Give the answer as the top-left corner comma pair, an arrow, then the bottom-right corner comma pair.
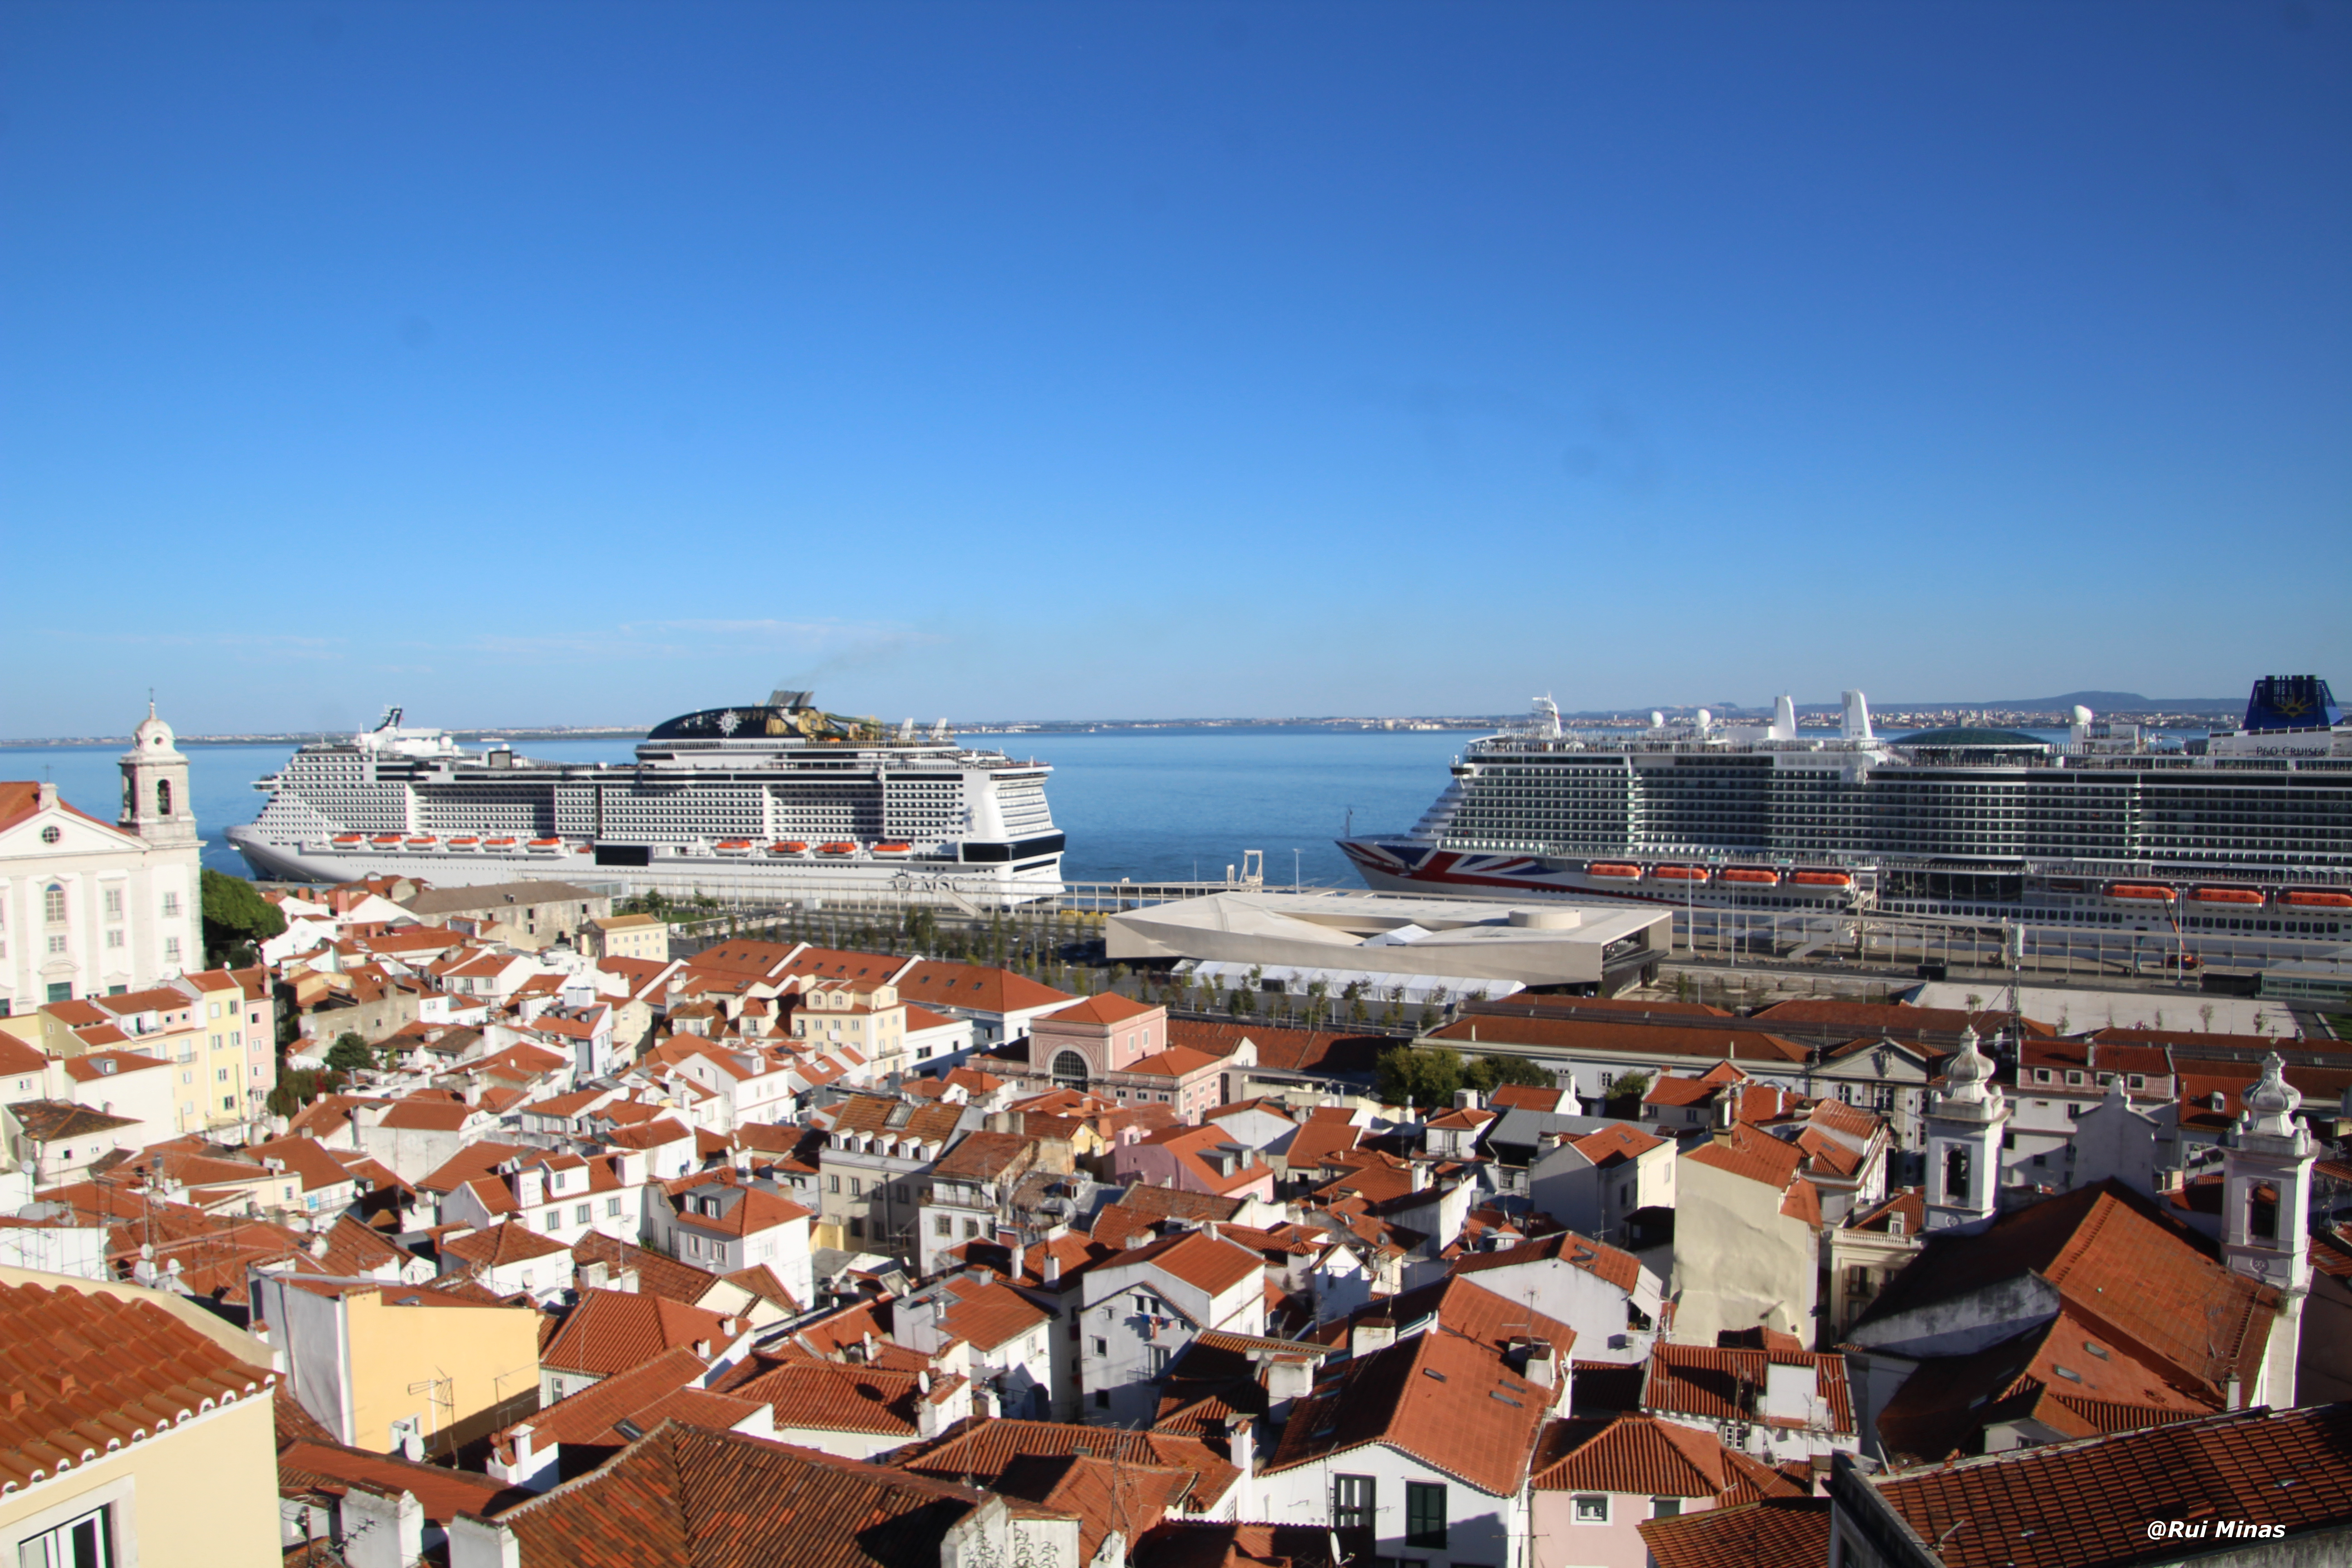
228,824 -> 1063,905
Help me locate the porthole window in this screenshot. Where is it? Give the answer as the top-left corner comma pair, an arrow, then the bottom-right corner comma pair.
41,826 -> 62,845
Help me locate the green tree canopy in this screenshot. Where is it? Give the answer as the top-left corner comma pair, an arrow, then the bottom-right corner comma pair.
324,1033 -> 373,1073
1376,1044 -> 1465,1112
1464,1054 -> 1554,1093
200,868 -> 286,967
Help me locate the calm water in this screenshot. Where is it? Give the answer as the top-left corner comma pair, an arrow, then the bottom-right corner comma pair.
0,728 -> 1473,888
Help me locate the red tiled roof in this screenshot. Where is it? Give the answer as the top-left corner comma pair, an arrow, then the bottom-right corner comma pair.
1454,1229 -> 1646,1296
1866,1402 -> 2352,1568
501,1345 -> 712,1447
1266,1325 -> 1554,1497
0,1279 -> 275,1492
1531,1413 -> 1806,1500
491,1421 -> 997,1567
1164,1018 -> 1391,1075
279,1437 -> 511,1522
572,1232 -> 722,1307
540,1289 -> 736,1378
1043,991 -> 1160,1027
443,1220 -> 571,1270
1684,1122 -> 1808,1190
1644,1343 -> 1854,1435
895,960 -> 1076,1016
1641,1497 -> 1833,1568
0,779 -> 117,835
710,1357 -> 939,1437
1753,998 -> 2053,1037
1430,1014 -> 1809,1062
894,1415 -> 1241,1508
1108,1229 -> 1264,1297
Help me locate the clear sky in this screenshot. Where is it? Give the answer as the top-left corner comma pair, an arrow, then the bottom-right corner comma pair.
5,1 -> 2347,736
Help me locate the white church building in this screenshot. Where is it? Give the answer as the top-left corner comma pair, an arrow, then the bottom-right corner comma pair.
0,703 -> 204,1015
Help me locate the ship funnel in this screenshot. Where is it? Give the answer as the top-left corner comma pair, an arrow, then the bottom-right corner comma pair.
1840,690 -> 1875,741
1772,694 -> 1797,740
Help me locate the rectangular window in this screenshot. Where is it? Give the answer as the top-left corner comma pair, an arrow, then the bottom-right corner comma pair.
1333,1475 -> 1375,1531
48,935 -> 67,956
848,1217 -> 864,1239
850,1177 -> 863,1197
1092,1337 -> 1107,1356
575,1204 -> 591,1225
105,930 -> 124,951
163,937 -> 181,963
544,1209 -> 561,1230
106,888 -> 126,919
162,892 -> 181,918
1405,1482 -> 1447,1547
963,1219 -> 980,1239
894,1184 -> 908,1204
1652,1496 -> 1684,1518
934,1215 -> 952,1237
1573,1494 -> 1610,1524
829,1175 -> 841,1193
1146,1346 -> 1168,1375
17,1501 -> 115,1567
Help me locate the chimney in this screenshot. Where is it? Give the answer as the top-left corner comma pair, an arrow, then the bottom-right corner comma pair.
1352,1315 -> 1395,1356
37,781 -> 57,812
2226,1376 -> 2244,1410
1454,1088 -> 1481,1111
997,1229 -> 1026,1281
1043,1250 -> 1062,1284
1226,1413 -> 1255,1480
1524,1340 -> 1557,1389
581,1260 -> 609,1290
694,1339 -> 712,1358
1409,1162 -> 1429,1194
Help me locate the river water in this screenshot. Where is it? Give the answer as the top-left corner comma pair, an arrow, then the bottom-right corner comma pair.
0,727 -> 1475,888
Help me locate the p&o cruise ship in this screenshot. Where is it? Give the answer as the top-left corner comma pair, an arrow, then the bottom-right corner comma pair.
1339,676 -> 2352,943
228,692 -> 1065,902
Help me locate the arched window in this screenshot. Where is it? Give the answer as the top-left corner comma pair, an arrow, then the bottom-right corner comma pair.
44,885 -> 67,923
157,779 -> 172,817
1051,1049 -> 1089,1090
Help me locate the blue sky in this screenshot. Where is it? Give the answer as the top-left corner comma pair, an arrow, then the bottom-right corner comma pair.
5,1 -> 2347,735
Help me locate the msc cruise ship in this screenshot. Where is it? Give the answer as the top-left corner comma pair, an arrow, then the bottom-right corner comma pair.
1339,676 -> 2352,942
227,692 -> 1065,902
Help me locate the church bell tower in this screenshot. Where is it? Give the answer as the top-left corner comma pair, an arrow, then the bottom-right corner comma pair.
121,701 -> 197,849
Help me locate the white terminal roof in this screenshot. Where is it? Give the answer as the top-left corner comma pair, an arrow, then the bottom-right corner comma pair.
1107,887 -> 1670,988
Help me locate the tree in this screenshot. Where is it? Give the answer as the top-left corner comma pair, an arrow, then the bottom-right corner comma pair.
1376,1044 -> 1465,1112
324,1033 -> 374,1074
200,868 -> 286,968
1602,1069 -> 1656,1115
1464,1054 -> 1553,1093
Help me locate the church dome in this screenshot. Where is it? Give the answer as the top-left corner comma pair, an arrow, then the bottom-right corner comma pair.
2244,1051 -> 2301,1122
127,701 -> 182,759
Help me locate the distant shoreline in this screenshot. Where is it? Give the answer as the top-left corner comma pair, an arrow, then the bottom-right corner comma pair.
1,701 -> 2236,748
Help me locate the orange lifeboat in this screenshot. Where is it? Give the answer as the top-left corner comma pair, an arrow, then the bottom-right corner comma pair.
332,833 -> 365,846
1791,870 -> 1853,887
1587,862 -> 1642,880
371,834 -> 404,846
817,841 -> 857,856
449,836 -> 480,849
1651,865 -> 1709,882
2107,883 -> 2175,902
769,841 -> 809,856
715,839 -> 754,854
527,837 -> 563,853
406,836 -> 436,847
485,836 -> 519,848
2283,888 -> 2352,909
872,841 -> 913,856
1722,867 -> 1780,886
2191,887 -> 2264,906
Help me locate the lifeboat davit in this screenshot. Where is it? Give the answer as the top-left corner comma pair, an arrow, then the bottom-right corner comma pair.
1722,867 -> 1780,886
1651,865 -> 1709,882
2107,882 -> 2175,902
2191,887 -> 2264,906
769,841 -> 809,856
816,841 -> 857,856
1587,862 -> 1642,880
2283,888 -> 2352,909
1790,870 -> 1853,888
872,841 -> 913,857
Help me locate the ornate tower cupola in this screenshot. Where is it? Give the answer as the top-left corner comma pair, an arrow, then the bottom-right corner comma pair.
121,700 -> 197,849
2221,1052 -> 2315,1296
1922,1026 -> 2010,1233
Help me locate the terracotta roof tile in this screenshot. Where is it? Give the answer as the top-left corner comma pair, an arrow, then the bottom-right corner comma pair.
0,1279 -> 275,1492
540,1289 -> 736,1379
1643,1343 -> 1854,1435
1640,1496 -> 1832,1567
894,1416 -> 1242,1509
1531,1413 -> 1807,1500
1266,1325 -> 1554,1497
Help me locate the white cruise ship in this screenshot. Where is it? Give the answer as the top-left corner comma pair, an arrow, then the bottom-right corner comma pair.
1340,676 -> 2352,943
227,692 -> 1065,903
